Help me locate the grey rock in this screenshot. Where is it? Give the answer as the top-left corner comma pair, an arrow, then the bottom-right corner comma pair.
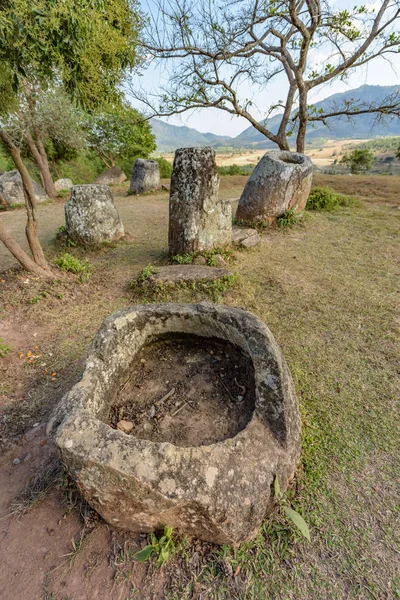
65,184 -> 124,246
94,166 -> 127,186
47,303 -> 301,546
214,254 -> 227,267
0,170 -> 48,206
169,147 -> 232,256
193,256 -> 207,265
236,151 -> 313,224
54,178 -> 73,192
232,225 -> 261,248
144,265 -> 232,287
13,458 -> 21,465
128,159 -> 160,194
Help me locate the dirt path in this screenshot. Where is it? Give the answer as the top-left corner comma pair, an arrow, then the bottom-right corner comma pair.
0,179 -> 245,273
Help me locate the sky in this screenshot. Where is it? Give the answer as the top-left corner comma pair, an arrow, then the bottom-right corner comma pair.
131,1 -> 400,137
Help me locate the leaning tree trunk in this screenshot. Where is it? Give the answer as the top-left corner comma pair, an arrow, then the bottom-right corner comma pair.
0,129 -> 50,272
0,217 -> 51,278
25,131 -> 57,198
296,89 -> 308,154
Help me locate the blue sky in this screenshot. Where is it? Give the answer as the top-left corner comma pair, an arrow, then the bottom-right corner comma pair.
132,1 -> 400,137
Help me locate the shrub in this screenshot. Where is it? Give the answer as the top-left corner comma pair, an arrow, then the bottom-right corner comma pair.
55,253 -> 91,281
155,157 -> 173,178
217,164 -> 255,176
306,186 -> 356,211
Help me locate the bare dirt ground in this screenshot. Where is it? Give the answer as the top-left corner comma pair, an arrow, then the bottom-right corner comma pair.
108,336 -> 255,447
0,173 -> 399,599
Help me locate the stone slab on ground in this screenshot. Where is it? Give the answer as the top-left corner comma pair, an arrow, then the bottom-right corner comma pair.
232,225 -> 261,248
145,264 -> 232,286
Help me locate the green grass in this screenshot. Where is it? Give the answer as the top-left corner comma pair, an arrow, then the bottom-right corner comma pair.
306,186 -> 357,211
55,252 -> 91,282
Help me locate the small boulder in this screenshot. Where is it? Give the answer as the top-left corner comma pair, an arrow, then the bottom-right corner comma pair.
193,255 -> 207,265
117,420 -> 134,434
65,184 -> 124,246
54,178 -> 73,192
0,170 -> 48,206
128,159 -> 160,194
236,151 -> 313,223
94,166 -> 127,186
214,254 -> 227,267
232,226 -> 261,248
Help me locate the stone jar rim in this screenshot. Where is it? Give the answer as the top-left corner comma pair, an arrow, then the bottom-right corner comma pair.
47,303 -> 297,452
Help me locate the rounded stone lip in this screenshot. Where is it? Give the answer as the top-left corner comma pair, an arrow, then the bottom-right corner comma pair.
47,303 -> 299,453
270,150 -> 311,166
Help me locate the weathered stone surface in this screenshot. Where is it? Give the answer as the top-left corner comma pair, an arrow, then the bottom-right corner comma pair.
54,178 -> 73,192
169,147 -> 232,256
0,170 -> 48,206
128,159 -> 160,194
145,265 -> 232,287
48,303 -> 301,546
236,151 -> 313,223
65,184 -> 124,246
94,166 -> 127,186
232,225 -> 261,248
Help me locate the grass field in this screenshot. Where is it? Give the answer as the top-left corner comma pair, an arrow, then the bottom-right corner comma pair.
0,174 -> 399,599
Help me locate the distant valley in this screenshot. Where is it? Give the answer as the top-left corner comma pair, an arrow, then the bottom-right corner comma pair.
152,84 -> 400,152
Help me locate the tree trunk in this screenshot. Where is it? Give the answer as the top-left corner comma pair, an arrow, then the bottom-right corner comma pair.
0,217 -> 52,278
296,89 -> 308,153
25,130 -> 57,198
0,129 -> 49,270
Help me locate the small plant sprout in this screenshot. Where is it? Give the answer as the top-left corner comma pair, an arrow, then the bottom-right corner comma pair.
133,526 -> 175,566
137,264 -> 156,282
0,338 -> 11,358
274,475 -> 311,542
277,205 -> 303,228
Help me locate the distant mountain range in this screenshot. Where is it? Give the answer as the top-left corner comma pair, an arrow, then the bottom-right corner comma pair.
151,85 -> 400,152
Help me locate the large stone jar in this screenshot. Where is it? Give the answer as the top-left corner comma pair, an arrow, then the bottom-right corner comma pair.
236,151 -> 313,224
65,184 -> 124,246
48,303 -> 301,545
168,147 -> 232,256
128,159 -> 160,194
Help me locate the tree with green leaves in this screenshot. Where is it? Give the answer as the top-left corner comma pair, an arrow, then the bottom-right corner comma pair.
84,103 -> 156,173
0,0 -> 142,277
340,148 -> 375,174
2,85 -> 86,198
133,0 -> 400,152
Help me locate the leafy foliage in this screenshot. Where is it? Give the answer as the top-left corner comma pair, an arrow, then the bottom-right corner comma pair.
155,156 -> 173,178
84,102 -> 156,172
0,0 -> 142,112
306,186 -> 356,211
277,206 -> 302,228
133,526 -> 175,566
340,148 -> 374,174
274,476 -> 311,542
